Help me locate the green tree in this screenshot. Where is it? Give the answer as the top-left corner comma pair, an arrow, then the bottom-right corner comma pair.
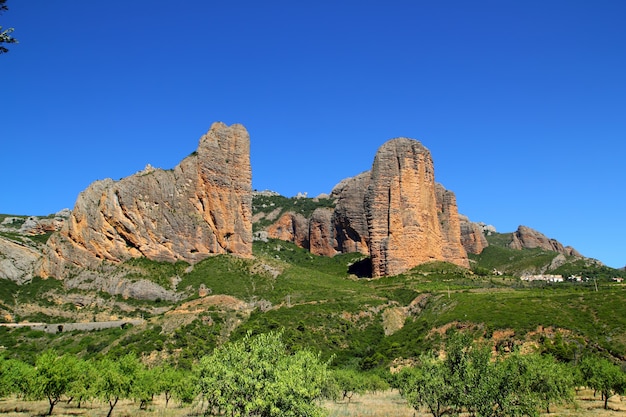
526,354 -> 574,413
31,350 -> 78,416
580,355 -> 626,409
400,356 -> 455,417
66,358 -> 97,409
489,353 -> 540,417
332,369 -> 367,402
0,0 -> 18,54
3,358 -> 34,399
132,365 -> 159,410
196,331 -> 332,417
154,364 -> 180,408
397,336 -> 542,417
94,354 -> 141,417
172,368 -> 197,406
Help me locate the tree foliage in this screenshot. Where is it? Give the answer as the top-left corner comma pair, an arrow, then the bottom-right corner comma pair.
197,331 -> 332,417
0,0 -> 17,54
94,354 -> 141,417
580,355 -> 626,409
396,334 -> 575,417
31,350 -> 78,415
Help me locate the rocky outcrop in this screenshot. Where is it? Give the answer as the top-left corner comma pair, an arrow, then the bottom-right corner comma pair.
459,214 -> 489,255
0,237 -> 41,284
266,212 -> 310,249
41,122 -> 252,279
365,138 -> 469,277
259,137 -> 470,276
309,208 -> 337,257
435,184 -> 469,267
330,172 -> 370,255
509,225 -> 581,257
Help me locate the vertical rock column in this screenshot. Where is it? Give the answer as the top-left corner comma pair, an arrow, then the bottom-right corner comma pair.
365,138 -> 467,277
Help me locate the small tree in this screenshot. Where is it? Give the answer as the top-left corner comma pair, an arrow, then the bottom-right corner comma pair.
196,331 -> 332,417
31,351 -> 78,415
580,355 -> 626,409
153,364 -> 179,408
66,358 -> 97,408
400,356 -> 455,417
3,358 -> 34,399
132,365 -> 159,410
526,354 -> 575,413
332,369 -> 367,402
94,354 -> 141,417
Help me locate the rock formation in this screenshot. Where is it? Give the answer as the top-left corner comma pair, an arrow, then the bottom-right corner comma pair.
260,137 -> 470,276
509,225 -> 581,257
266,212 -> 309,249
0,237 -> 41,284
435,184 -> 469,267
41,122 -> 252,279
330,172 -> 370,255
308,208 -> 337,257
365,138 -> 469,277
459,214 -> 489,255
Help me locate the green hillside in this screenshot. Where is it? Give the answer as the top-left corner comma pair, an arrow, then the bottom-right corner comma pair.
1,235 -> 625,370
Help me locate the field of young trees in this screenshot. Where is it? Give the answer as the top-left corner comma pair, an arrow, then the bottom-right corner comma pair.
0,331 -> 624,417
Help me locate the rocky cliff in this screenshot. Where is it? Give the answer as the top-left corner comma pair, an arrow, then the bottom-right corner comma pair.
41,122 -> 252,279
509,225 -> 581,257
459,214 -> 489,255
263,137 -> 470,277
330,172 -> 370,255
365,138 -> 468,276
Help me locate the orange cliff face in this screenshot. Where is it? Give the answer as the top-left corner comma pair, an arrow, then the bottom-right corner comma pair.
40,122 -> 253,279
261,137 -> 470,277
365,138 -> 468,277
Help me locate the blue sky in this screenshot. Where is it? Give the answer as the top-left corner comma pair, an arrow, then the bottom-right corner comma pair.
1,1 -> 625,268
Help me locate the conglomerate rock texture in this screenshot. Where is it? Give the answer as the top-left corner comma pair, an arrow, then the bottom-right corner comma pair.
365,138 -> 469,277
41,122 -> 252,279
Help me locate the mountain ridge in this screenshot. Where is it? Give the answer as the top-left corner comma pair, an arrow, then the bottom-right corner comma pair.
0,122 -> 605,292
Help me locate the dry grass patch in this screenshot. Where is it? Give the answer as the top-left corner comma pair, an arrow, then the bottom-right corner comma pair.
0,389 -> 624,417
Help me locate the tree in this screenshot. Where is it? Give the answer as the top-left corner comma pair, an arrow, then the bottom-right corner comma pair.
2,358 -> 34,399
489,353 -> 540,417
332,369 -> 367,402
0,0 -> 17,54
132,365 -> 159,410
525,354 -> 574,413
580,355 -> 626,409
397,335 -> 542,417
400,357 -> 455,417
0,356 -> 27,399
94,354 -> 141,417
153,364 -> 179,408
196,331 -> 332,417
66,358 -> 97,409
31,351 -> 79,416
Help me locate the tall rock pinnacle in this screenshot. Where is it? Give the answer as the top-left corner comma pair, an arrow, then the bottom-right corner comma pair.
41,122 -> 252,278
365,138 -> 469,277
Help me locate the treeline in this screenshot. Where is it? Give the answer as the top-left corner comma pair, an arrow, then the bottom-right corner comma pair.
0,350 -> 193,416
1,331 -> 625,417
392,333 -> 626,417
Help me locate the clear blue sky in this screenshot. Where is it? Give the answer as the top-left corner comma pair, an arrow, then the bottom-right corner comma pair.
1,1 -> 625,268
